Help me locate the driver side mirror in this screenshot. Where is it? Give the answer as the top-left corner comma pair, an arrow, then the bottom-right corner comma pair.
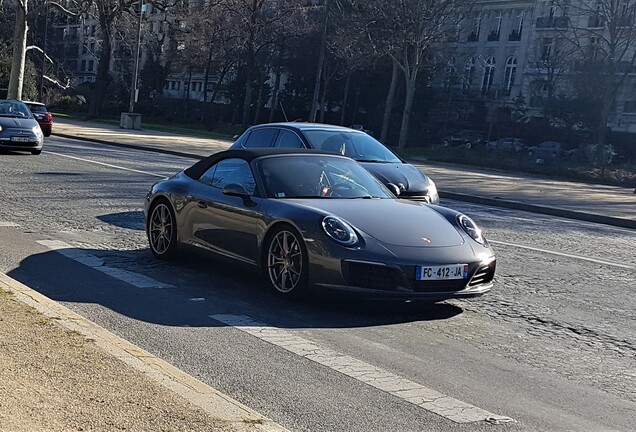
386,183 -> 401,197
223,183 -> 249,197
223,183 -> 256,206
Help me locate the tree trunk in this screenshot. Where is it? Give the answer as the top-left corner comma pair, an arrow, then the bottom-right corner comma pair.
88,26 -> 112,118
242,55 -> 255,127
309,0 -> 330,122
319,68 -> 329,123
398,79 -> 416,149
210,61 -> 232,108
339,72 -> 351,126
201,48 -> 213,123
253,68 -> 266,125
381,58 -> 399,144
8,2 -> 28,100
269,66 -> 282,123
183,70 -> 192,121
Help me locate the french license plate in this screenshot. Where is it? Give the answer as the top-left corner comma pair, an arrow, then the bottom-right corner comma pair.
416,264 -> 468,281
11,136 -> 30,142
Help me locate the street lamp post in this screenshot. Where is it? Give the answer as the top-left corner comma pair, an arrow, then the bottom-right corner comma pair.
121,0 -> 144,129
129,0 -> 144,113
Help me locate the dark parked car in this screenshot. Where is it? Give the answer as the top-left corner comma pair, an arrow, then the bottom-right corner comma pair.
443,130 -> 485,149
527,141 -> 562,158
0,99 -> 44,155
486,137 -> 527,152
145,148 -> 495,299
23,101 -> 53,137
230,123 -> 439,204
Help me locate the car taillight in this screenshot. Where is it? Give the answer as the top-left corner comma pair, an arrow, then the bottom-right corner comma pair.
45,113 -> 53,122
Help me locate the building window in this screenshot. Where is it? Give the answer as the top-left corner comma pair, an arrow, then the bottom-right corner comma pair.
468,14 -> 481,42
463,57 -> 475,93
80,59 -> 86,71
88,60 -> 94,71
590,36 -> 601,61
504,57 -> 517,94
481,56 -> 495,95
488,11 -> 503,41
510,11 -> 524,41
444,57 -> 456,91
540,37 -> 554,61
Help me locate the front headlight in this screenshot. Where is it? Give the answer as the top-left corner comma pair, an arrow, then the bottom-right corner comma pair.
32,126 -> 43,136
428,179 -> 438,200
458,214 -> 486,246
322,216 -> 358,246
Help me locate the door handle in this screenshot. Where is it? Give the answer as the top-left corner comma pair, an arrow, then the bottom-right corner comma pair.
196,200 -> 208,209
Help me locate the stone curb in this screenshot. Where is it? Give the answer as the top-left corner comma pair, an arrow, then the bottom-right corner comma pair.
0,272 -> 289,432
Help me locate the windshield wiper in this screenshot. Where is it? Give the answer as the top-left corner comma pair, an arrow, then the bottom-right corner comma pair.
355,159 -> 392,163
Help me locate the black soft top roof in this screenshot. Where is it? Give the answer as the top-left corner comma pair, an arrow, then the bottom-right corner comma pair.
184,148 -> 334,179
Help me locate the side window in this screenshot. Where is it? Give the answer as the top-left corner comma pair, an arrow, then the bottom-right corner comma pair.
243,128 -> 278,148
198,158 -> 256,195
274,130 -> 304,148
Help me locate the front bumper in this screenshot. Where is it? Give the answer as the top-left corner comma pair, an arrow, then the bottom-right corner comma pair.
0,137 -> 43,151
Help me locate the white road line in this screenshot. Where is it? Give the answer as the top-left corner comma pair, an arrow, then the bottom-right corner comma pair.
490,240 -> 635,270
37,240 -> 173,289
210,314 -> 514,425
45,150 -> 167,178
0,222 -> 20,227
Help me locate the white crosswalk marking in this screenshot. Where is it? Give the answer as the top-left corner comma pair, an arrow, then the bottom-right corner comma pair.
210,314 -> 514,425
37,239 -> 173,289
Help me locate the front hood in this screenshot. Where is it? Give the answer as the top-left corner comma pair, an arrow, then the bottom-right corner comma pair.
359,162 -> 429,195
289,198 -> 464,247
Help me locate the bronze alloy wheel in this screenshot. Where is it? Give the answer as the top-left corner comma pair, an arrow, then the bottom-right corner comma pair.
267,227 -> 307,295
148,201 -> 177,259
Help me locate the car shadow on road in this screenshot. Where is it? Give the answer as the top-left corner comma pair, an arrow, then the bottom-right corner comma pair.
8,246 -> 464,331
97,211 -> 145,231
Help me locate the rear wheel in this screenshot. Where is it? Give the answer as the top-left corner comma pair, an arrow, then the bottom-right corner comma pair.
264,225 -> 308,297
147,200 -> 178,259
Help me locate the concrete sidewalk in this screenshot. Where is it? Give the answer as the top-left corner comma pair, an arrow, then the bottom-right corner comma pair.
53,117 -> 636,229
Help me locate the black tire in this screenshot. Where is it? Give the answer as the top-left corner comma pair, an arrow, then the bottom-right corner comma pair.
263,224 -> 308,297
31,149 -> 42,155
147,199 -> 178,260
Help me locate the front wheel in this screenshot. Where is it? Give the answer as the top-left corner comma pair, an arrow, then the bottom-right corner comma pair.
147,200 -> 178,259
265,225 -> 308,297
32,149 -> 42,155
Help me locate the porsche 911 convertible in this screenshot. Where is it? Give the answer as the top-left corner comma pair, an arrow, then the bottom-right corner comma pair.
145,148 -> 495,300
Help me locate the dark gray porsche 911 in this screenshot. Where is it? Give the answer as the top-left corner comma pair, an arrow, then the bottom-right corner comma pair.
145,148 -> 495,300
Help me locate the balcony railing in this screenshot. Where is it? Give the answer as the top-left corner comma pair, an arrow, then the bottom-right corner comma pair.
536,16 -> 570,29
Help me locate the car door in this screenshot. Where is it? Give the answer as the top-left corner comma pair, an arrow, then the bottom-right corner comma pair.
190,158 -> 263,264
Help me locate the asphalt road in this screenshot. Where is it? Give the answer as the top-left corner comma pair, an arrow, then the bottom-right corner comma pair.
1,136 -> 635,432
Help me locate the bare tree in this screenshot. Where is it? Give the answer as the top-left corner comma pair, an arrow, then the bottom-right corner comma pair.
554,0 -> 636,164
221,0 -> 307,127
3,0 -> 83,100
363,0 -> 471,148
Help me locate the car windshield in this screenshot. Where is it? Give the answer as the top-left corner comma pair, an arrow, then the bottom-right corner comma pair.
0,101 -> 32,118
26,104 -> 47,113
304,130 -> 401,163
258,154 -> 393,199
